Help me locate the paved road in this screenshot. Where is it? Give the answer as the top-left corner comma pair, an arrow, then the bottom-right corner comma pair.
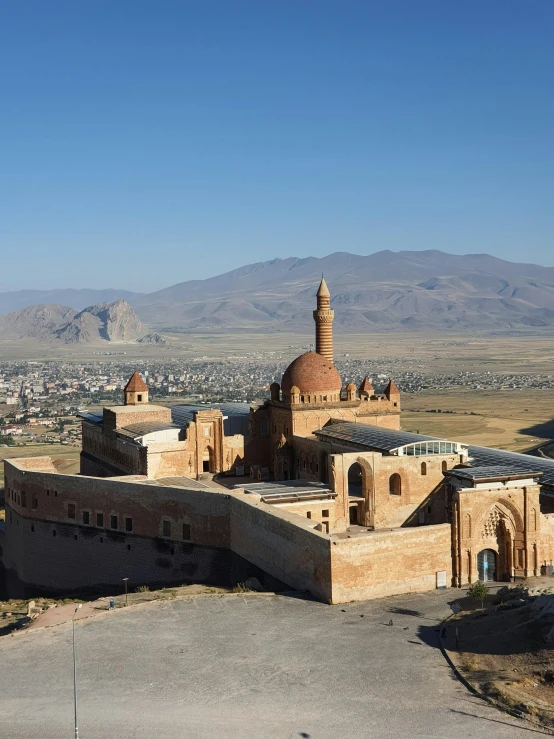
0,590 -> 546,738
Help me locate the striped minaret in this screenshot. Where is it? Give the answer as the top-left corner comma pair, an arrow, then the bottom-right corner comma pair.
313,276 -> 334,362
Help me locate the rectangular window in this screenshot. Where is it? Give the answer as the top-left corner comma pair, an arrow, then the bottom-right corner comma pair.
137,394 -> 142,402
306,511 -> 312,519
125,517 -> 133,532
82,511 -> 90,525
203,426 -> 211,437
68,503 -> 76,519
32,494 -> 38,509
183,523 -> 191,541
96,512 -> 104,528
162,520 -> 171,537
322,509 -> 329,518
110,514 -> 118,530
21,492 -> 27,508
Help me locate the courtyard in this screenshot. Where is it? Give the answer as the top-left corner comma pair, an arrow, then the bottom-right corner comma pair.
0,589 -> 546,738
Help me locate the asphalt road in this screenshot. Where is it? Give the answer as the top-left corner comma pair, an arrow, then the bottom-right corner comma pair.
0,590 -> 545,738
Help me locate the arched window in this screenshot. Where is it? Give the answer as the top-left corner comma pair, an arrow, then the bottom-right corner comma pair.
442,461 -> 448,472
348,463 -> 363,497
389,473 -> 402,496
421,462 -> 427,476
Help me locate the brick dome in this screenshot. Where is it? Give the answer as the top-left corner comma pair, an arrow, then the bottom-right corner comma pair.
281,352 -> 342,394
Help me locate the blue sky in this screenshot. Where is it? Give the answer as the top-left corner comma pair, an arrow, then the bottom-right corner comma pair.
1,1 -> 553,292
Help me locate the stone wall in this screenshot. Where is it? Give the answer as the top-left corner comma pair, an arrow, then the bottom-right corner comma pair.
330,524 -> 452,603
229,495 -> 332,602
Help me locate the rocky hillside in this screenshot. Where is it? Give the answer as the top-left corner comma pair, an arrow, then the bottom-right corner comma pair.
0,300 -> 144,343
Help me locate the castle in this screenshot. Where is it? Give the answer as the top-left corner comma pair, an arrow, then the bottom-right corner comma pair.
3,278 -> 554,603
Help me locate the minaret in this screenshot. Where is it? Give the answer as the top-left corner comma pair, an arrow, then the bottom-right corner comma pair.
313,276 -> 334,362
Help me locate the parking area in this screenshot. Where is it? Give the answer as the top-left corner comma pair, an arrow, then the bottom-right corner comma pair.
0,589 -> 542,738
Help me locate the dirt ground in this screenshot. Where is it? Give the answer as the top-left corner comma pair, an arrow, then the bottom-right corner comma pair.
0,583 -> 234,637
445,578 -> 554,729
402,388 -> 554,452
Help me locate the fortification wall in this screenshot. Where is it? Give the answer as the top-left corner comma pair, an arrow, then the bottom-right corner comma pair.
3,509 -> 238,598
330,524 -> 452,603
229,495 -> 332,602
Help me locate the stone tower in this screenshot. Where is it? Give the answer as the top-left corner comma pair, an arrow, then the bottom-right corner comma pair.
313,276 -> 334,362
124,371 -> 149,405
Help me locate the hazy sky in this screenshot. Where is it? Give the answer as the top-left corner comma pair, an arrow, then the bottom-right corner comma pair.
1,1 -> 553,292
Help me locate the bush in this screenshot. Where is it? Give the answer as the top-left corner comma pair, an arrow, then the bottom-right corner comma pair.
135,585 -> 150,593
467,581 -> 488,610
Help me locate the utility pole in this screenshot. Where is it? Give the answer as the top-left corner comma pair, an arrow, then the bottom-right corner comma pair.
72,603 -> 82,739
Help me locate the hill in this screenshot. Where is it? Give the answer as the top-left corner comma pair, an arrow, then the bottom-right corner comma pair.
0,300 -> 143,343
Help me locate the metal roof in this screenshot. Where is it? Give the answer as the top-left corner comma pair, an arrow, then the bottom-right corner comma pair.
314,422 -> 444,453
116,421 -> 181,440
237,479 -> 335,503
446,465 -> 544,483
468,445 -> 554,489
77,411 -> 103,424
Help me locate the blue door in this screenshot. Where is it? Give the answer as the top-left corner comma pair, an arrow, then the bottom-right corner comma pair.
477,549 -> 496,582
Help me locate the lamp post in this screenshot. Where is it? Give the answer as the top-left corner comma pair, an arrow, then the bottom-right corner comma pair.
122,577 -> 129,607
72,603 -> 82,739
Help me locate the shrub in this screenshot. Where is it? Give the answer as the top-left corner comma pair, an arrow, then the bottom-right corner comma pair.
467,581 -> 488,610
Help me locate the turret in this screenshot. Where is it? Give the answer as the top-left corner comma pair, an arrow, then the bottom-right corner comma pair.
384,379 -> 400,404
124,372 -> 148,405
346,383 -> 357,401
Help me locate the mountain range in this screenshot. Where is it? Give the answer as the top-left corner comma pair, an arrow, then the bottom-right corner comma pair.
2,250 -> 554,339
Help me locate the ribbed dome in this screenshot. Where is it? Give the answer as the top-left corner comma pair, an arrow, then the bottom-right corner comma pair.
281,352 -> 342,394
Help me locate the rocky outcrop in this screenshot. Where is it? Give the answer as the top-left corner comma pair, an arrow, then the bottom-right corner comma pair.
0,300 -> 143,344
136,332 -> 167,344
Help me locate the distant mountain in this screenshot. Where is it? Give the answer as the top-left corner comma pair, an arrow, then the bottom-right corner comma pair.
0,288 -> 142,315
0,300 -> 144,343
129,250 -> 554,331
3,250 -> 554,332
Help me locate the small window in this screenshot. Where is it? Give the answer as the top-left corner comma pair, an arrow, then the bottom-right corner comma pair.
125,517 -> 133,532
183,523 -> 191,540
442,461 -> 448,472
54,491 -> 57,497
32,494 -> 38,509
389,473 -> 402,496
204,426 -> 211,437
322,509 -> 329,518
162,520 -> 171,537
110,515 -> 118,530
21,492 -> 27,508
421,462 -> 427,476
31,524 -> 34,533
97,512 -> 104,528
68,503 -> 76,519
83,511 -> 90,525
306,511 -> 312,519
52,530 -> 57,537
137,394 -> 142,402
